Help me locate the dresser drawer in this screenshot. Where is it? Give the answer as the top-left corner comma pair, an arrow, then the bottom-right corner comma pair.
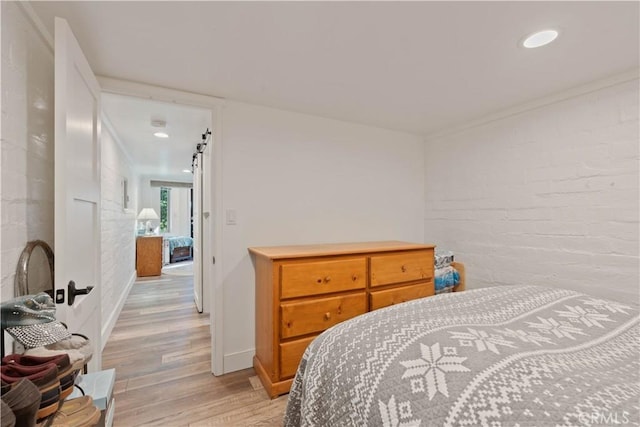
280,336 -> 316,379
370,250 -> 433,287
370,281 -> 434,310
280,258 -> 366,299
281,293 -> 366,339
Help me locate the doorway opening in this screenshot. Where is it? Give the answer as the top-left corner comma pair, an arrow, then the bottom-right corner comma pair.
98,87 -> 223,374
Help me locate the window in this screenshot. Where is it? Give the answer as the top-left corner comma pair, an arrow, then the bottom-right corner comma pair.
160,187 -> 170,232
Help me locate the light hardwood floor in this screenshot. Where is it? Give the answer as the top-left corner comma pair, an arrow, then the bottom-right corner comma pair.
102,270 -> 288,426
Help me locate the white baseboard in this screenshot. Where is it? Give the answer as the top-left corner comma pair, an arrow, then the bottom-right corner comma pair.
101,270 -> 136,351
222,349 -> 254,374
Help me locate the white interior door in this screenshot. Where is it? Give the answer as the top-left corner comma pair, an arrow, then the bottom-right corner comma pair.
193,153 -> 204,313
54,17 -> 102,372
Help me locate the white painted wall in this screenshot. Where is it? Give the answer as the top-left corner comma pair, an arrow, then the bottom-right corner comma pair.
169,187 -> 191,237
137,178 -> 191,236
1,2 -> 54,303
100,122 -> 138,345
137,177 -> 161,232
424,79 -> 639,304
219,101 -> 425,371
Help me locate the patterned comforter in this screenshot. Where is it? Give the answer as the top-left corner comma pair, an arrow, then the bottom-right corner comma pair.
284,286 -> 640,426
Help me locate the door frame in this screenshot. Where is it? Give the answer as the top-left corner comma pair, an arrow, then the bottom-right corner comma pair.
98,77 -> 225,375
193,150 -> 204,313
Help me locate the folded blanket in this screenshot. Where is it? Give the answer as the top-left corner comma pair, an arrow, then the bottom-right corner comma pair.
434,249 -> 454,269
435,265 -> 460,291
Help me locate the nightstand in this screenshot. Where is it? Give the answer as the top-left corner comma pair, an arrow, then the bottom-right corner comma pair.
136,236 -> 163,277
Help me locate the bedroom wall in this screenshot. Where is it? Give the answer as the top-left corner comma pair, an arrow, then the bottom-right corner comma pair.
137,178 -> 191,235
100,122 -> 138,346
220,101 -> 425,371
169,187 -> 191,237
137,177 -> 161,231
424,78 -> 639,304
1,2 -> 54,302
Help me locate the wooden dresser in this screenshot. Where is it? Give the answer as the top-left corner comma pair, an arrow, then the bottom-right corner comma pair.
249,241 -> 435,398
136,236 -> 163,277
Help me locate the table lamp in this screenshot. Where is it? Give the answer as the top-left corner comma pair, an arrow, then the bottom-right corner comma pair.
137,208 -> 159,235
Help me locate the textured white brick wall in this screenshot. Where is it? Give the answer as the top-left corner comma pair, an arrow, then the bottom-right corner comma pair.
424,79 -> 639,304
100,125 -> 138,337
1,2 -> 54,302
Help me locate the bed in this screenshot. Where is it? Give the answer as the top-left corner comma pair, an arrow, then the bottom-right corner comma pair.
284,285 -> 640,426
164,236 -> 193,263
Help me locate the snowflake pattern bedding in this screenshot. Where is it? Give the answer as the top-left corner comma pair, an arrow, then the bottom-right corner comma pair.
284,285 -> 640,427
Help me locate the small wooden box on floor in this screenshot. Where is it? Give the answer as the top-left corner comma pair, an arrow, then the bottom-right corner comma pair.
249,241 -> 435,398
136,236 -> 163,277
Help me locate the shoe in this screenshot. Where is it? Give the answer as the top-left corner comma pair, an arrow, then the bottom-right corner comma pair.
49,405 -> 100,427
1,380 -> 11,396
0,363 -> 59,394
23,348 -> 85,372
2,354 -> 77,400
58,396 -> 93,417
45,335 -> 93,369
1,378 -> 40,427
1,400 -> 16,427
0,364 -> 60,421
24,335 -> 92,372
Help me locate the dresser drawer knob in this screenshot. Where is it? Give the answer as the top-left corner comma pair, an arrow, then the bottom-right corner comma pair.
324,276 -> 331,283
401,265 -> 407,273
352,275 -> 358,281
324,312 -> 331,320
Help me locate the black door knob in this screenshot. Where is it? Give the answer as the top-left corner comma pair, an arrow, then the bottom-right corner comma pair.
67,280 -> 94,306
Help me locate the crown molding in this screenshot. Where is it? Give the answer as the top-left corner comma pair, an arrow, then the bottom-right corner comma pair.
425,68 -> 640,141
97,76 -> 226,109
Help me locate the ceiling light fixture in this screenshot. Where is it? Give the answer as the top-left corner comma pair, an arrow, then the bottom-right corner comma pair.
522,29 -> 559,48
154,132 -> 169,138
182,169 -> 191,173
151,118 -> 166,128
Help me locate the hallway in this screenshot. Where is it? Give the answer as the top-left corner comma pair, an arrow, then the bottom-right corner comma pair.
101,273 -> 287,426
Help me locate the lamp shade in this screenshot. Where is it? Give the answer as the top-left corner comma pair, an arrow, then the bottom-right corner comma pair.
137,208 -> 159,221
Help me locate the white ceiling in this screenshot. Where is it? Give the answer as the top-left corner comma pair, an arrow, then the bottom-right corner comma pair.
102,93 -> 211,180
29,1 -> 639,175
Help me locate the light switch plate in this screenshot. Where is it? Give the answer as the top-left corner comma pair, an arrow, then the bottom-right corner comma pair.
226,209 -> 237,225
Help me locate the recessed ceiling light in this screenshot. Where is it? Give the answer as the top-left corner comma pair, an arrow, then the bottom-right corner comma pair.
151,118 -> 166,128
182,169 -> 191,173
154,132 -> 169,138
522,29 -> 559,48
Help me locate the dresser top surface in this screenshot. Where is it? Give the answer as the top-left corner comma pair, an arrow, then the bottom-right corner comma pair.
248,240 -> 434,260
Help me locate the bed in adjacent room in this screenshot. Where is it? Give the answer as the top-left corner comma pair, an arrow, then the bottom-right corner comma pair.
164,236 -> 193,263
284,285 -> 640,427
